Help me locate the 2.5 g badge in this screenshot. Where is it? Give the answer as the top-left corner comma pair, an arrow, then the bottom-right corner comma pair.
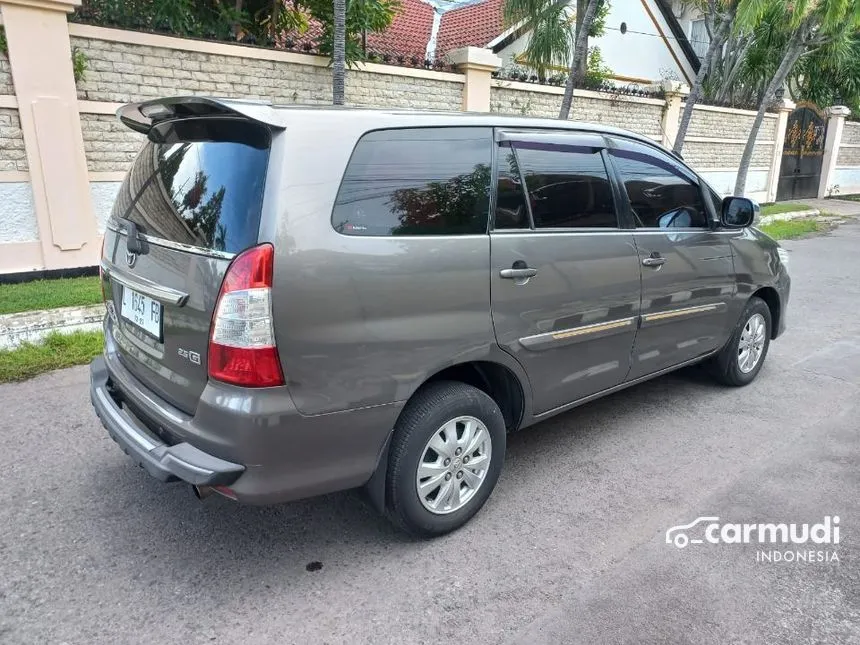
178,347 -> 201,365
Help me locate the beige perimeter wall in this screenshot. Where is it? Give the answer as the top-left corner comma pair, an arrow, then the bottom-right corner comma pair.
0,12 -> 854,273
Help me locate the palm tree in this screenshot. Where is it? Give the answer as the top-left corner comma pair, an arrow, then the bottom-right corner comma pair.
734,0 -> 860,195
333,0 -> 346,105
503,0 -> 574,83
673,1 -> 740,155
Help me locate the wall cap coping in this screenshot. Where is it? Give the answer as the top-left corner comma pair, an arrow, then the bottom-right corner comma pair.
447,47 -> 502,72
0,0 -> 80,13
492,79 -> 666,106
826,105 -> 851,117
776,98 -> 796,112
659,80 -> 689,96
68,23 -> 465,84
690,102 -> 778,118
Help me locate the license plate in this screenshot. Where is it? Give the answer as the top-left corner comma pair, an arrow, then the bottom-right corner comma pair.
121,287 -> 163,340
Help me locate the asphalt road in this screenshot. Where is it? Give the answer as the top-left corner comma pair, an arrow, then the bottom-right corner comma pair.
2,224 -> 859,645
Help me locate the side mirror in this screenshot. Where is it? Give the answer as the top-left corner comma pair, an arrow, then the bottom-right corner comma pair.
721,196 -> 758,228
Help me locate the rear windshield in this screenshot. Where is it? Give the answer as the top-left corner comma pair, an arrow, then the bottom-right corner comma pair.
110,118 -> 270,254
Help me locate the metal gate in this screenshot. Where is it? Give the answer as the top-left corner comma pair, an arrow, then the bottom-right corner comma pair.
776,103 -> 827,201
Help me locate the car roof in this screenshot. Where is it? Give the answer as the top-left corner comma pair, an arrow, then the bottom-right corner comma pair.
118,96 -> 672,155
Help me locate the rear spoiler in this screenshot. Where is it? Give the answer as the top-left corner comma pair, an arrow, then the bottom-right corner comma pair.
117,96 -> 288,135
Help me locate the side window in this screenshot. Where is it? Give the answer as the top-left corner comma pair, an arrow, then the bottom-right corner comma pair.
610,146 -> 708,229
494,144 -> 529,229
516,143 -> 617,229
332,127 -> 492,236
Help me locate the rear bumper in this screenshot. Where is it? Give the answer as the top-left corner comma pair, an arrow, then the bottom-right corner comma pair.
90,327 -> 401,504
90,356 -> 244,486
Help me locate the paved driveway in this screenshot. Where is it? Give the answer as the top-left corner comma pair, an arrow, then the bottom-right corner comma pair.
2,225 -> 859,645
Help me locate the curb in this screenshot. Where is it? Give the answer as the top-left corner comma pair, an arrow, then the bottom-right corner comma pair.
0,304 -> 105,350
758,209 -> 820,225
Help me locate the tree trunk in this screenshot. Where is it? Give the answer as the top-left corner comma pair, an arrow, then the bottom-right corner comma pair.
734,40 -> 804,196
674,18 -> 731,154
333,0 -> 347,105
574,0 -> 588,83
559,0 -> 598,120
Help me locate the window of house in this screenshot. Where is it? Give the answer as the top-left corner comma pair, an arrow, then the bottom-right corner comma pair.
609,144 -> 708,229
513,142 -> 617,229
690,19 -> 710,59
332,127 -> 492,236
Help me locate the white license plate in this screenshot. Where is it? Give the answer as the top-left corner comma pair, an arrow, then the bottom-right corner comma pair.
121,287 -> 163,339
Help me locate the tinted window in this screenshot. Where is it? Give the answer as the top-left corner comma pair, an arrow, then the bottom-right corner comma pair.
516,143 -> 617,228
610,146 -> 708,228
112,118 -> 269,254
494,144 -> 529,229
332,128 -> 492,236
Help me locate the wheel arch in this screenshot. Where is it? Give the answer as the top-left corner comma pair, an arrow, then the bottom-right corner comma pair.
364,355 -> 531,514
752,286 -> 781,339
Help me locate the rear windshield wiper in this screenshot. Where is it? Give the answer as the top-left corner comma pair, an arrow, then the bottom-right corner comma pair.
115,216 -> 144,254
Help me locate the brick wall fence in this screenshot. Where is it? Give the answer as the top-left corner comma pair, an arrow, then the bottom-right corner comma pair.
0,0 -> 858,274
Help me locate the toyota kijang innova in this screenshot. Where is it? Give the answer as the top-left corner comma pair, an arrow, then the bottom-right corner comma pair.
90,97 -> 790,536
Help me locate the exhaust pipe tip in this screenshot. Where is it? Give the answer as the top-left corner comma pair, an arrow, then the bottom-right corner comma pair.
192,484 -> 214,500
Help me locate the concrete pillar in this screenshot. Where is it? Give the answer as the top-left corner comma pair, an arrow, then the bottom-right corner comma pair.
1,0 -> 97,270
818,105 -> 851,199
659,80 -> 689,149
766,98 -> 795,203
448,47 -> 501,113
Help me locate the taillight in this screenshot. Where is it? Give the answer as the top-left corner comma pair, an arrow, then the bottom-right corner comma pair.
208,243 -> 285,387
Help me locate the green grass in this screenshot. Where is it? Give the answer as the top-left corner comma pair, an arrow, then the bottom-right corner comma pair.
758,218 -> 825,240
0,276 -> 102,315
0,331 -> 104,383
836,194 -> 860,202
760,202 -> 812,216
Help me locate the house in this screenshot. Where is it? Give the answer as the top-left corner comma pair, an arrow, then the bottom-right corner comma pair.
362,0 -> 706,86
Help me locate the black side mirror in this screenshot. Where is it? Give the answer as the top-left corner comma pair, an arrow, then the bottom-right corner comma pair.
721,196 -> 757,228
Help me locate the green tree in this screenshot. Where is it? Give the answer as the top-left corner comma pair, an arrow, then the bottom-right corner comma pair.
673,1 -> 742,155
734,0 -> 860,195
503,0 -> 608,106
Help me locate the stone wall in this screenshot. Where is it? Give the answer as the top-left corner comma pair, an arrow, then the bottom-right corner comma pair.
0,56 -> 14,96
490,84 -> 664,138
71,35 -> 462,110
683,106 -> 778,141
0,108 -> 27,171
837,145 -> 860,167
840,121 -> 860,145
80,113 -> 144,173
683,142 -> 774,169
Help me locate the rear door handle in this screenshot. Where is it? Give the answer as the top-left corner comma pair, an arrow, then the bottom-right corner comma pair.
500,267 -> 538,279
641,253 -> 666,268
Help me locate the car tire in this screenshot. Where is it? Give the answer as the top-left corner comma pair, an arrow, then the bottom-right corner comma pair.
386,381 -> 506,537
709,296 -> 772,386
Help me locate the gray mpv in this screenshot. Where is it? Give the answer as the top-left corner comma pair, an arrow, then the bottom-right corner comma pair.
90,97 -> 790,536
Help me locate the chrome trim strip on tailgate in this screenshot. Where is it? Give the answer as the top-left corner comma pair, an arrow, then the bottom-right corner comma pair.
101,260 -> 189,306
106,223 -> 237,260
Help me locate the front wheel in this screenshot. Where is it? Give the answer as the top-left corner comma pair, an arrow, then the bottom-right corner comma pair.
386,381 -> 506,537
709,296 -> 772,386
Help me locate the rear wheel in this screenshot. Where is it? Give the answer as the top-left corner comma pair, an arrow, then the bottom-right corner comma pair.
709,296 -> 771,386
386,381 -> 506,537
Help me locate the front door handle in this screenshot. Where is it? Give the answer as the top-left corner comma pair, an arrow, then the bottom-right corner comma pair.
500,267 -> 538,279
641,255 -> 666,267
